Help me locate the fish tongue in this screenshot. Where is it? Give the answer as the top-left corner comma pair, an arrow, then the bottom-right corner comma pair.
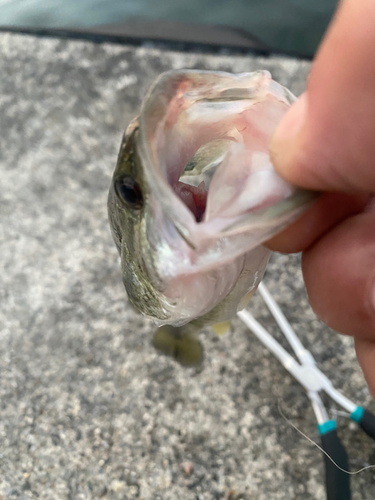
175,181 -> 207,222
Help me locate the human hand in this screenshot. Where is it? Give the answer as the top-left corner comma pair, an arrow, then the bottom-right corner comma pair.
267,0 -> 375,395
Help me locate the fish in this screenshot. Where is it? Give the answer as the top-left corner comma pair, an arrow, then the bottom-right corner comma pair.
108,69 -> 314,366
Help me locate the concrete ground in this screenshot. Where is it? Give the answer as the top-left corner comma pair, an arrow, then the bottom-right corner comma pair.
0,32 -> 374,499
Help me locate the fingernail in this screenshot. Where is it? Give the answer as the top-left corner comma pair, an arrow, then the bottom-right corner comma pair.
270,93 -> 307,174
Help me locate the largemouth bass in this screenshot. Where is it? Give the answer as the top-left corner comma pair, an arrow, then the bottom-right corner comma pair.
108,70 -> 313,366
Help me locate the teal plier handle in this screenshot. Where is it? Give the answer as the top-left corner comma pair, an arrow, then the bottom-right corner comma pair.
319,421 -> 351,500
351,406 -> 375,440
318,407 -> 375,500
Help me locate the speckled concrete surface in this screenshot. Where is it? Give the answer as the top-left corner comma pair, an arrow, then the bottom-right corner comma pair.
0,33 -> 374,500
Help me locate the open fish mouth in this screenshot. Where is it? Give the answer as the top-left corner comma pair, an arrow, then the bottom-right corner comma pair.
136,70 -> 315,275
156,74 -> 289,225
139,70 -> 312,228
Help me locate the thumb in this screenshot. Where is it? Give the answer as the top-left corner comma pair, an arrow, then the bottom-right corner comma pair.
270,0 -> 375,193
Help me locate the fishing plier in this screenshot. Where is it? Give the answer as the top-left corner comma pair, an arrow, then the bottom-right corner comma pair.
237,282 -> 375,500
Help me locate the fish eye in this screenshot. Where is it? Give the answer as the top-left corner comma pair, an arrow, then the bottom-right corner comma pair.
115,175 -> 143,209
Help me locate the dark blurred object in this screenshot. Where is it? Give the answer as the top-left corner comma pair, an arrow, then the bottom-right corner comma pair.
0,0 -> 339,58
0,21 -> 271,57
86,20 -> 270,53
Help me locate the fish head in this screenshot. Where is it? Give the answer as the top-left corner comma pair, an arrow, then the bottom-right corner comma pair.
108,119 -> 171,321
108,70 -> 316,326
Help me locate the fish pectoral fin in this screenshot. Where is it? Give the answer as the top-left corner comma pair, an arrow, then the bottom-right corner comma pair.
152,325 -> 204,368
211,320 -> 231,336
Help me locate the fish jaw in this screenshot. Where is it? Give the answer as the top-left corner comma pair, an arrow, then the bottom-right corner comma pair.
159,245 -> 271,327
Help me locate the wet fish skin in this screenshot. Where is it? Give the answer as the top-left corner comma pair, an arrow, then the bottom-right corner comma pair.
108,122 -> 169,321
